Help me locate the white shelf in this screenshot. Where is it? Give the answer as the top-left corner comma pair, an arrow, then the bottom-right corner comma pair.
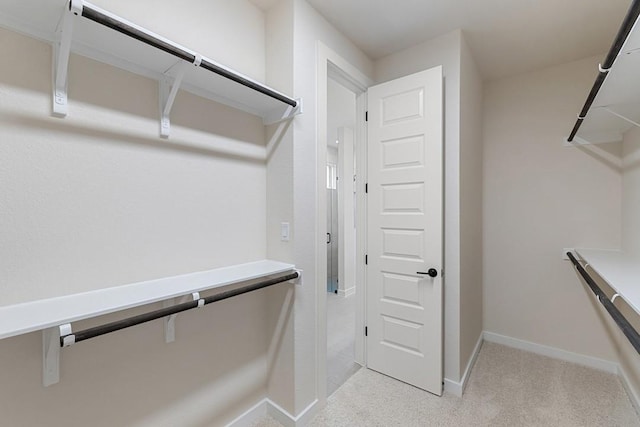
575,249 -> 640,314
0,0 -> 301,132
0,260 -> 296,341
573,13 -> 640,144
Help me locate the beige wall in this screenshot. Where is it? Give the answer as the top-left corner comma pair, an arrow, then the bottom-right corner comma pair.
483,55 -> 622,361
459,35 -> 484,376
613,125 -> 640,407
623,126 -> 640,256
0,32 -> 267,306
0,0 -> 282,424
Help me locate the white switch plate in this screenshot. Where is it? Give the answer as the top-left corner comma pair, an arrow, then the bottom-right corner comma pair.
281,222 -> 290,242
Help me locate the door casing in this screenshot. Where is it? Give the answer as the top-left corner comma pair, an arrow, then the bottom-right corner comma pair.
316,41 -> 372,403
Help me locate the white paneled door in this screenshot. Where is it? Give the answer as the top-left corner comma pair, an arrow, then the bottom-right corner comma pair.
366,66 -> 443,395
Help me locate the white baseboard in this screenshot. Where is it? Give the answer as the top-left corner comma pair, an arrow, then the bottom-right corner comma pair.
618,364 -> 640,416
483,331 -> 618,374
337,286 -> 356,297
267,398 -> 319,427
444,333 -> 483,397
227,398 -> 318,427
225,399 -> 268,427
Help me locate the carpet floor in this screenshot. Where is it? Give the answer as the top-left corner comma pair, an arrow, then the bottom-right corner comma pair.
251,342 -> 640,426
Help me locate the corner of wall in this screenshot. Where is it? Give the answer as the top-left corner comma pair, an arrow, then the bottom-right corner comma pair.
264,0 -> 297,415
457,28 -> 485,378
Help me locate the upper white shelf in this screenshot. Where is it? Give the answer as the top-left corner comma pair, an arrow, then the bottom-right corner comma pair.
572,10 -> 640,144
0,259 -> 296,341
0,0 -> 300,131
575,249 -> 640,315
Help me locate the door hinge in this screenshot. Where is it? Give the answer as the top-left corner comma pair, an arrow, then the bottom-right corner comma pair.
365,183 -> 368,194
365,111 -> 368,122
365,326 -> 368,337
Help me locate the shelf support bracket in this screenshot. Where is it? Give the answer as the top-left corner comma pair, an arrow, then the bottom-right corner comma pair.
43,324 -> 74,386
52,0 -> 82,117
163,292 -> 201,343
159,56 -> 201,138
42,327 -> 60,386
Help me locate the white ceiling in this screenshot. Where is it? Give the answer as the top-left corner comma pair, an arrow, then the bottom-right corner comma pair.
252,0 -> 633,81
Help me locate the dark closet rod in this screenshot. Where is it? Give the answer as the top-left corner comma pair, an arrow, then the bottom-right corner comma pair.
76,1 -> 298,108
567,0 -> 640,142
59,271 -> 299,347
567,252 -> 640,355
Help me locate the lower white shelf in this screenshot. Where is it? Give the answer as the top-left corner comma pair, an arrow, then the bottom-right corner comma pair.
0,259 -> 297,341
0,259 -> 299,387
575,249 -> 640,315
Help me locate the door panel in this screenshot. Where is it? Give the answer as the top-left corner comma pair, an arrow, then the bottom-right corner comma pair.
366,66 -> 443,395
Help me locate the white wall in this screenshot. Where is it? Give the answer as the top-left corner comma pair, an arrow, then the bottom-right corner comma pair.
0,0 -> 281,424
264,0 -> 297,414
266,0 -> 295,264
374,30 -> 465,383
285,0 -> 373,415
483,55 -> 622,362
264,0 -> 370,416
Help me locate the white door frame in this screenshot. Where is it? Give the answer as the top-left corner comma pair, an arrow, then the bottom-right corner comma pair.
316,41 -> 372,404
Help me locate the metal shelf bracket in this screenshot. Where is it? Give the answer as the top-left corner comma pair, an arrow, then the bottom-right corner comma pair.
163,292 -> 201,343
159,56 -> 202,138
42,327 -> 60,386
42,323 -> 72,387
52,0 -> 82,117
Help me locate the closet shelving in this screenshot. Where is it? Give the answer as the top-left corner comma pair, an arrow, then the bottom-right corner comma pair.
0,0 -> 303,386
574,250 -> 640,314
566,0 -> 640,145
0,0 -> 301,137
0,260 -> 301,386
566,1 -> 640,352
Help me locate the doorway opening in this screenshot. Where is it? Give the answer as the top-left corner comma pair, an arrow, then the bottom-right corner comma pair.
326,76 -> 360,396
316,42 -> 372,404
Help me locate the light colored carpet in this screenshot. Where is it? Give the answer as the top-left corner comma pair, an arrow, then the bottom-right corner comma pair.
251,342 -> 640,426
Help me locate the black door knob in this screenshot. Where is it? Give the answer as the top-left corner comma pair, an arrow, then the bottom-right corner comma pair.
417,268 -> 438,278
